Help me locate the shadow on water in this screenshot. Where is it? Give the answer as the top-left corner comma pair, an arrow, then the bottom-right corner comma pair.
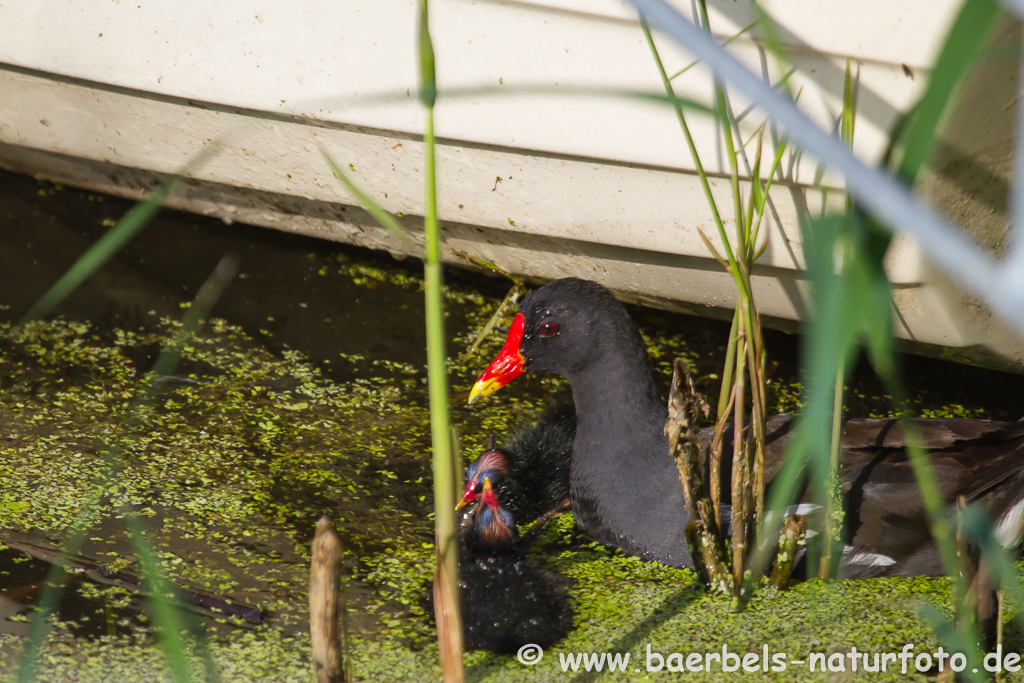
0,170 -> 505,384
565,586 -> 702,683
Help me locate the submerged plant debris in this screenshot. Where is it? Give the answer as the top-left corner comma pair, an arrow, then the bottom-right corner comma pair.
3,179 -> 1024,681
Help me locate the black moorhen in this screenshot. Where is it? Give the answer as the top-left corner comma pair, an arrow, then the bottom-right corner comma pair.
468,277 -> 1024,577
447,478 -> 574,653
457,403 -> 574,524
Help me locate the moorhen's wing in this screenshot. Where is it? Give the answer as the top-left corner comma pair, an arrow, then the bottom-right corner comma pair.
839,419 -> 1024,577
840,417 -> 1024,451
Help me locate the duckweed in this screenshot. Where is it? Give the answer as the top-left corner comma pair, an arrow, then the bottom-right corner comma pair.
2,247 -> 1024,682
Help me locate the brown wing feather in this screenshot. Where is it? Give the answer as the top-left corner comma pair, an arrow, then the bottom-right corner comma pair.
702,415 -> 1024,577
841,418 -> 1024,451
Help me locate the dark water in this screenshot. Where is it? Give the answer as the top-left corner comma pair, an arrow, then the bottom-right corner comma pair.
4,170 -> 1023,417
3,169 -> 1024,677
0,172 -> 491,377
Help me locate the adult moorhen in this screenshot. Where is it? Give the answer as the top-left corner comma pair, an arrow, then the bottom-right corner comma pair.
468,277 -> 1024,577
447,478 -> 574,653
457,403 -> 575,524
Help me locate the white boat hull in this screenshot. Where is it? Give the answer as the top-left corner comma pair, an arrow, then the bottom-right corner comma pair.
0,1 -> 1019,368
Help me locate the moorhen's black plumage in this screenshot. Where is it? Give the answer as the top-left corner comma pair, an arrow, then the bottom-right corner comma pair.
468,277 -> 1024,577
443,478 -> 574,653
457,403 -> 575,524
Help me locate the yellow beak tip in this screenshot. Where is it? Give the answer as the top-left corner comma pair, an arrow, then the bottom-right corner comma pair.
468,379 -> 497,405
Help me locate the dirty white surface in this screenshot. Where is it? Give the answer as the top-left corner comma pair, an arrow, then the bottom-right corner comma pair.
0,0 -> 1020,368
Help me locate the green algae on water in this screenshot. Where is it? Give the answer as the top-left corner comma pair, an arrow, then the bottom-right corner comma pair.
2,282 -> 1024,681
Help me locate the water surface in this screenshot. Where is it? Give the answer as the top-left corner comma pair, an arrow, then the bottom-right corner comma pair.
2,170 -> 1023,681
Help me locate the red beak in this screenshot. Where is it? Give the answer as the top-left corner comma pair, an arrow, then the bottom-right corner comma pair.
455,479 -> 477,511
480,477 -> 499,508
468,313 -> 526,404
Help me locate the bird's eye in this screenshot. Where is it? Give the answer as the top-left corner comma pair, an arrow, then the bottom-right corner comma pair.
539,321 -> 558,337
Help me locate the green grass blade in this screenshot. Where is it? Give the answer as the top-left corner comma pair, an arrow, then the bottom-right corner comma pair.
124,515 -> 194,683
668,18 -> 762,81
320,18 -> 463,677
18,146 -> 217,325
841,60 -> 856,150
843,0 -> 997,590
895,0 -> 999,182
745,127 -> 765,242
641,19 -> 729,258
744,423 -> 811,583
696,0 -> 744,248
749,132 -> 788,254
284,78 -> 722,118
17,254 -> 237,683
746,1 -> 799,102
744,300 -> 866,591
17,492 -> 104,682
777,215 -> 861,575
458,283 -> 524,364
418,2 -> 437,109
850,236 -> 961,583
629,0 -> 1010,318
960,508 -> 1024,632
418,1 -> 464,679
322,151 -> 418,253
918,605 -> 986,683
444,250 -> 524,285
128,255 -> 238,683
817,60 -> 859,579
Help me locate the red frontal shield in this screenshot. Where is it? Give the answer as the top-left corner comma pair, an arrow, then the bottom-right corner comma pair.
468,313 -> 525,403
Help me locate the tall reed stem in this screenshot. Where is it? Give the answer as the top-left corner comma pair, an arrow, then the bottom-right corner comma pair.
418,1 -> 464,680
644,2 -> 773,602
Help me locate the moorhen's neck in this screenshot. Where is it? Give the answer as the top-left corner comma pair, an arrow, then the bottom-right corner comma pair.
563,324 -> 693,568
